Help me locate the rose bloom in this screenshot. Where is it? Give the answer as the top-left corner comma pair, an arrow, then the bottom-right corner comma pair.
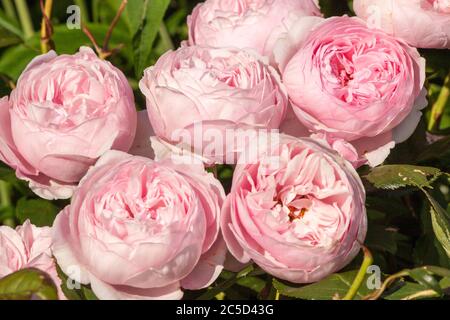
0,220 -> 65,299
187,0 -> 321,57
52,151 -> 226,300
0,47 -> 137,200
139,45 -> 287,164
354,0 -> 450,49
221,135 -> 367,283
277,16 -> 426,167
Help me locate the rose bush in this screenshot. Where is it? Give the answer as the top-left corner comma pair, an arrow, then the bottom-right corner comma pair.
52,151 -> 226,300
221,135 -> 367,283
187,0 -> 322,57
353,0 -> 450,49
0,0 -> 449,302
277,16 -> 427,167
0,47 -> 137,200
139,45 -> 287,164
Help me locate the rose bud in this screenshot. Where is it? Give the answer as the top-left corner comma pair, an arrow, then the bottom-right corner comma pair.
52,151 -> 226,300
354,0 -> 450,49
139,46 -> 288,164
277,16 -> 427,167
187,0 -> 322,57
0,47 -> 137,200
221,135 -> 367,283
0,220 -> 65,299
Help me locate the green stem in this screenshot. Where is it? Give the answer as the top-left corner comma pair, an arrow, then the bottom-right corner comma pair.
401,289 -> 439,300
0,180 -> 11,207
363,270 -> 410,300
1,0 -> 17,20
342,246 -> 373,300
429,69 -> 450,131
14,0 -> 33,39
159,23 -> 174,51
74,0 -> 89,24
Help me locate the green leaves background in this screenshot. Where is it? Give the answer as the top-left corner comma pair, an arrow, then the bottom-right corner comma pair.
0,0 -> 449,300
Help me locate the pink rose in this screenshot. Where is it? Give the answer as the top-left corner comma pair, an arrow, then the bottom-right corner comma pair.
139,46 -> 287,164
0,47 -> 137,200
188,0 -> 321,57
278,16 -> 427,167
52,151 -> 226,300
0,220 -> 65,299
354,0 -> 450,49
221,135 -> 367,283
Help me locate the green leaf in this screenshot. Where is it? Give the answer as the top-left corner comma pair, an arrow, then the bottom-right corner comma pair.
0,9 -> 23,38
365,165 -> 442,190
55,265 -> 83,300
219,270 -> 266,293
55,264 -> 98,300
82,286 -> 99,300
408,268 -> 443,295
237,277 -> 266,293
273,271 -> 374,300
373,266 -> 450,300
0,268 -> 58,300
0,44 -> 38,80
421,190 -> 450,259
422,266 -> 450,278
16,198 -> 59,227
196,265 -> 264,300
123,0 -> 146,36
0,22 -> 132,81
440,277 -> 450,289
132,0 -> 170,77
0,27 -> 21,48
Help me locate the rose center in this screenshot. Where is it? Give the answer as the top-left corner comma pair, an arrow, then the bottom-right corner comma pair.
288,206 -> 308,222
272,195 -> 311,223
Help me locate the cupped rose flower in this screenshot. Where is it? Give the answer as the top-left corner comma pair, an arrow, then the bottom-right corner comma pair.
52,151 -> 226,300
0,47 -> 137,200
139,45 -> 288,164
0,220 -> 65,299
277,16 -> 427,167
221,135 -> 367,283
188,0 -> 322,57
354,0 -> 450,49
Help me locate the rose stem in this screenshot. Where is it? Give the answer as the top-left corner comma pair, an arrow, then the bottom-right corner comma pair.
40,0 -> 54,54
362,270 -> 410,300
14,0 -> 33,39
102,0 -> 127,52
342,246 -> 373,300
429,69 -> 450,132
82,24 -> 102,54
